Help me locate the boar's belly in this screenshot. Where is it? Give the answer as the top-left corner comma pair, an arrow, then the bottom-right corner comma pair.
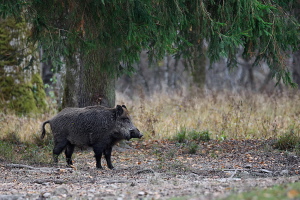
67,132 -> 104,146
67,134 -> 90,146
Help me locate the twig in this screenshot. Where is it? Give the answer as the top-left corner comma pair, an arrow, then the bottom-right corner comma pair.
135,169 -> 155,174
6,164 -> 72,174
229,169 -> 238,179
6,164 -> 36,170
99,180 -> 131,184
33,179 -> 65,184
11,169 -> 58,174
221,169 -> 249,171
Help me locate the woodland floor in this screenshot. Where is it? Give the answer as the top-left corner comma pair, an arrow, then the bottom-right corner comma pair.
0,139 -> 300,200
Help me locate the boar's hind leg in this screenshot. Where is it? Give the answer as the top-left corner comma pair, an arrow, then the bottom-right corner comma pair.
104,146 -> 114,169
65,142 -> 75,166
92,145 -> 105,169
53,139 -> 68,164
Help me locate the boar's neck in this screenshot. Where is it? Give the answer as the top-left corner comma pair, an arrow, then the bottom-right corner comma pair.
111,131 -> 127,143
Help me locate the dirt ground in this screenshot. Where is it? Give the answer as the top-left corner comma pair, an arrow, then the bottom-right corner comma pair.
1,139 -> 300,200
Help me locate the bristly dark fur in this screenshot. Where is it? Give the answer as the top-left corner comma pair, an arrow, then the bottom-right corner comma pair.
41,105 -> 142,169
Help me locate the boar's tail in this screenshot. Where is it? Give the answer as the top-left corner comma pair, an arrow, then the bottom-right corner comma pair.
41,120 -> 50,139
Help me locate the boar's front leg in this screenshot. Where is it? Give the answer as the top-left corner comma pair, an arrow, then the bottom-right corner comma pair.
92,144 -> 105,169
104,146 -> 114,169
65,142 -> 75,166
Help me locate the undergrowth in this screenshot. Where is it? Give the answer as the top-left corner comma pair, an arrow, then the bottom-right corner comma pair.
171,128 -> 211,154
0,140 -> 53,164
273,128 -> 300,154
0,106 -> 55,164
173,128 -> 211,143
117,91 -> 300,140
1,91 -> 300,162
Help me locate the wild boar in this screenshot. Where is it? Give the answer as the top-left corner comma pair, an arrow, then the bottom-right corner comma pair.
41,105 -> 143,169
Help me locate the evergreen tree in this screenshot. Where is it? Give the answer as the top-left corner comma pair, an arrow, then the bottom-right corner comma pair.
1,0 -> 299,107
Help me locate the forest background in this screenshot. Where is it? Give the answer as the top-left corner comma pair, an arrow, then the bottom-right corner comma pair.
1,1 -> 300,199
1,0 -> 300,141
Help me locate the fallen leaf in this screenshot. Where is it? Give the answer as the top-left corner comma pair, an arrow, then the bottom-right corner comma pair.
287,189 -> 299,199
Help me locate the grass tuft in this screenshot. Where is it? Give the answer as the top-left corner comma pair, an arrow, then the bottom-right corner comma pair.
173,127 -> 188,143
188,129 -> 211,142
273,128 -> 300,151
187,141 -> 198,154
173,128 -> 211,144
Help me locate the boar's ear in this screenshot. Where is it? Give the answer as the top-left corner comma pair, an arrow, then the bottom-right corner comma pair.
116,105 -> 124,117
122,105 -> 127,109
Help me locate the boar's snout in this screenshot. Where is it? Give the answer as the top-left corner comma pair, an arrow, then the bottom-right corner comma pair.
130,129 -> 143,139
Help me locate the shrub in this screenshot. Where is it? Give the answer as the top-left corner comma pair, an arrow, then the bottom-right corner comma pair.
189,130 -> 211,142
187,141 -> 198,154
274,130 -> 300,151
173,128 -> 211,145
173,128 -> 187,143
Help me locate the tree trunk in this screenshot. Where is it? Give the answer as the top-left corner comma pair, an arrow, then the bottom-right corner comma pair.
184,42 -> 206,94
78,58 -> 116,108
62,52 -> 116,108
191,51 -> 206,91
292,50 -> 300,89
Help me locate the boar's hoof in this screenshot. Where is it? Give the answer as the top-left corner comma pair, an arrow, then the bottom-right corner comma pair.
67,165 -> 76,170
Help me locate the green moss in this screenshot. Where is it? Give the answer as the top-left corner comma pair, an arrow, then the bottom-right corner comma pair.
0,75 -> 37,114
31,73 -> 47,111
0,17 -> 22,67
0,17 -> 47,115
0,73 -> 48,115
0,76 -> 14,98
11,83 -> 38,114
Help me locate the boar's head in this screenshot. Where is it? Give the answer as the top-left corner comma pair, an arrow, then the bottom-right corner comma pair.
115,105 -> 143,140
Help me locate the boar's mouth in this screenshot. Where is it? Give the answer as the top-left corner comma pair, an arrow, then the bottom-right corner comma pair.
130,129 -> 143,139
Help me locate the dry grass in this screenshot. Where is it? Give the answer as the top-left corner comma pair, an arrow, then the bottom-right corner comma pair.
0,103 -> 56,144
1,91 -> 300,144
117,90 -> 300,140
